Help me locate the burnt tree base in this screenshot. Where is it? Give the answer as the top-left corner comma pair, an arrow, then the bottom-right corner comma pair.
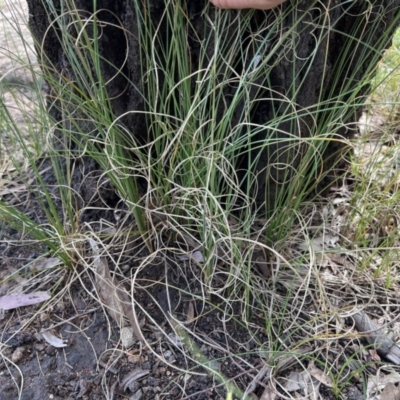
27,0 -> 400,213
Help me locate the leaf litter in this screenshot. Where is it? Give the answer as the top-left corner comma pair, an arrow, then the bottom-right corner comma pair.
0,291 -> 50,310
89,238 -> 145,344
39,330 -> 67,348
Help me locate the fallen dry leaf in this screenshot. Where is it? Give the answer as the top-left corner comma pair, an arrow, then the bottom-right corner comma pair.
252,249 -> 271,279
381,382 -> 400,400
0,291 -> 50,310
29,257 -> 62,271
367,372 -> 400,398
178,250 -> 204,263
121,368 -> 150,392
282,371 -> 308,392
89,239 -> 144,343
260,384 -> 276,400
369,349 -> 381,362
185,301 -> 195,324
40,330 -> 67,348
308,361 -> 333,388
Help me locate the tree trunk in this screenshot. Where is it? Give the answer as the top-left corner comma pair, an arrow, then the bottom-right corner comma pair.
27,0 -> 400,212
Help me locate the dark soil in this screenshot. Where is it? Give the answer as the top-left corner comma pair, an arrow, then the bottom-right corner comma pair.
1,245 -> 360,400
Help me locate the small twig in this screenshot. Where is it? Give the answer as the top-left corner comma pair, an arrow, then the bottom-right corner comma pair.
98,360 -> 118,375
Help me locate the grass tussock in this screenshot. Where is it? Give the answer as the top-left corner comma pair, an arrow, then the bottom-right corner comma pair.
1,0 -> 400,398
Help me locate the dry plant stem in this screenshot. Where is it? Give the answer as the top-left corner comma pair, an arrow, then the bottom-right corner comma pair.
98,360 -> 118,374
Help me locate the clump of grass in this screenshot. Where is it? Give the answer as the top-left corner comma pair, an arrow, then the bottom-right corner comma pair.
1,1 -> 400,398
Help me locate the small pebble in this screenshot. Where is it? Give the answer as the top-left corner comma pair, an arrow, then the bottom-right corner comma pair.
34,343 -> 45,351
121,327 -> 135,348
164,350 -> 172,358
11,346 -> 25,363
128,354 -> 142,364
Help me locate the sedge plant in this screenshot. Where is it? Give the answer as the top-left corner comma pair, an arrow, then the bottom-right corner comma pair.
1,0 -> 400,398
